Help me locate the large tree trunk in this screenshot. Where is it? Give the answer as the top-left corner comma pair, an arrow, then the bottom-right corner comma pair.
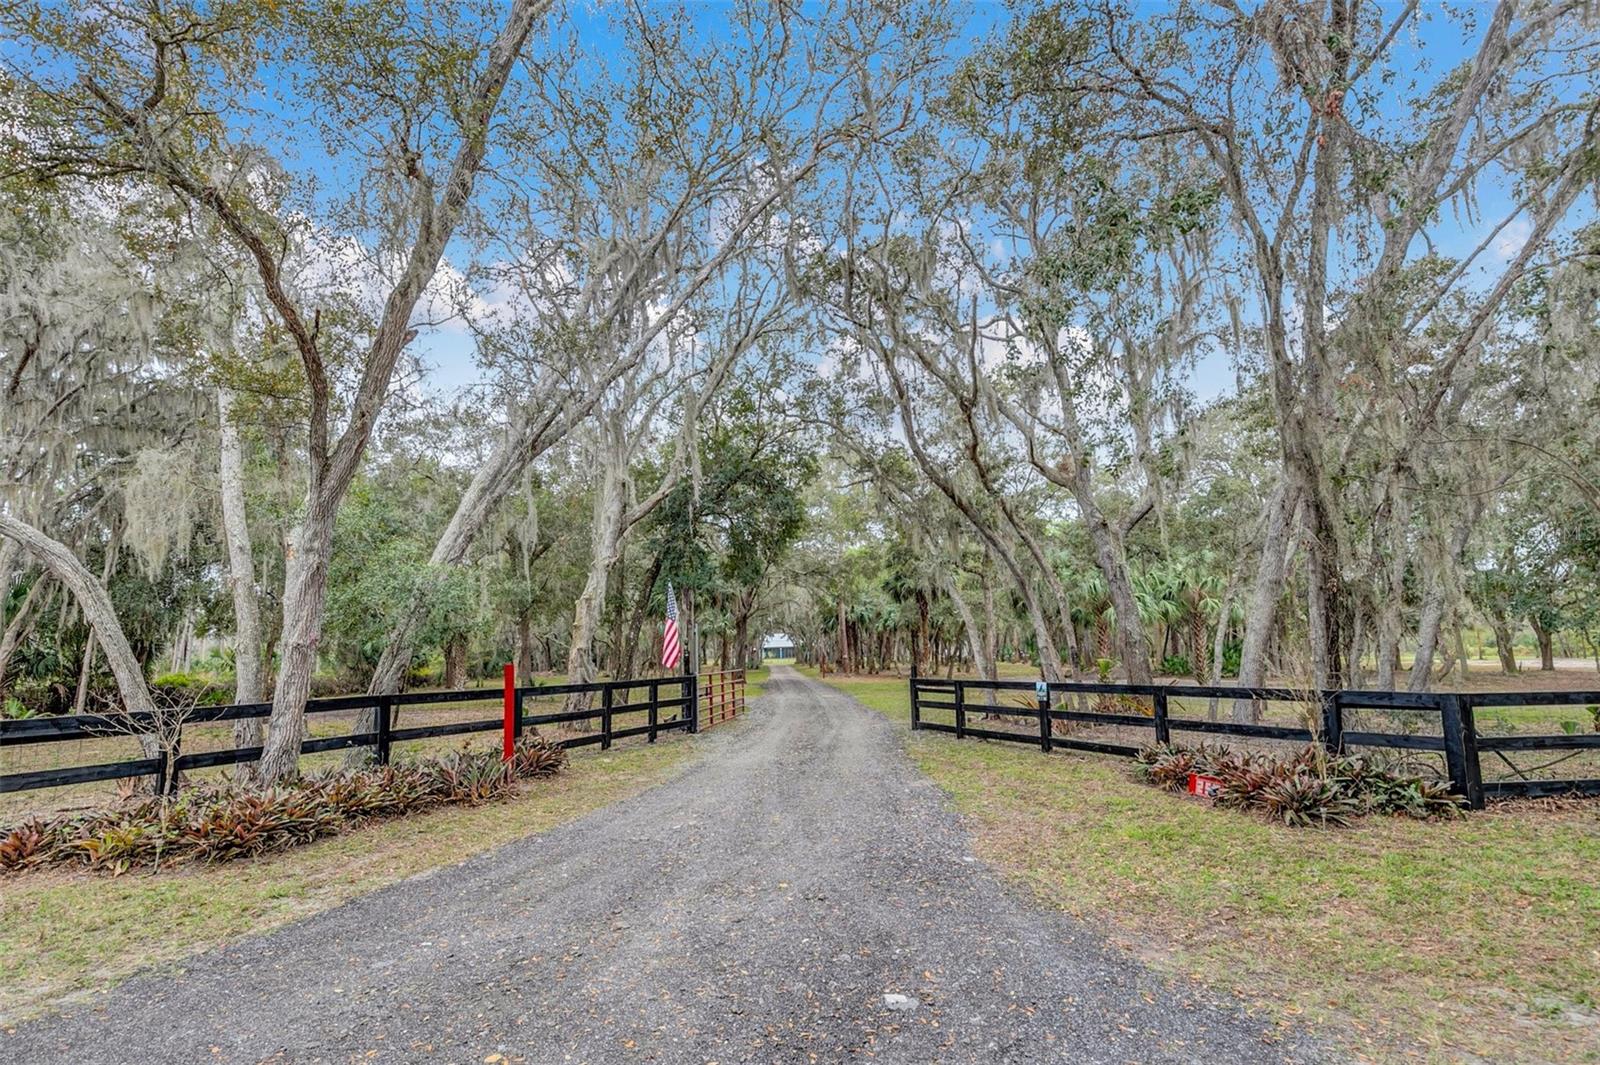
1489,612 -> 1518,673
0,514 -> 158,757
1408,514 -> 1475,692
980,568 -> 999,679
1530,616 -> 1555,671
514,611 -> 535,679
443,632 -> 469,689
0,539 -> 17,605
219,387 -> 266,752
563,451 -> 628,708
977,571 -> 1002,706
733,607 -> 751,672
254,0 -> 547,783
1235,482 -> 1298,721
257,504 -> 336,781
1302,496 -> 1347,689
1080,503 -> 1152,684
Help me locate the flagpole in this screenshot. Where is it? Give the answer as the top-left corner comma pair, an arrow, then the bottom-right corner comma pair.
686,484 -> 699,678
680,324 -> 701,729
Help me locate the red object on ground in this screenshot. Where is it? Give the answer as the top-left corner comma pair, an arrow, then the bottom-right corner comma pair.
502,662 -> 516,762
1187,772 -> 1223,799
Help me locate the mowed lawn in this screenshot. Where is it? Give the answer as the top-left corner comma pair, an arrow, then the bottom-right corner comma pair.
809,668 -> 1600,1065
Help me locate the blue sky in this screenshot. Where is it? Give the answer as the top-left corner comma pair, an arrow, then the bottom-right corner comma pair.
3,1 -> 1576,410
404,0 -> 1550,407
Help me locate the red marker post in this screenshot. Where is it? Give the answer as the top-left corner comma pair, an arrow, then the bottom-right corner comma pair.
502,662 -> 516,762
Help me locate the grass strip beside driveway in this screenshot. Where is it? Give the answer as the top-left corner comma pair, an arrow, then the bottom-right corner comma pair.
810,668 -> 1600,1065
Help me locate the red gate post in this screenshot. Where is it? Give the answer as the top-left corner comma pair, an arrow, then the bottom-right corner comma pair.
502,662 -> 516,762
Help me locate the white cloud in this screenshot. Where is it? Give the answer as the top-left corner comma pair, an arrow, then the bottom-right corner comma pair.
1494,217 -> 1532,260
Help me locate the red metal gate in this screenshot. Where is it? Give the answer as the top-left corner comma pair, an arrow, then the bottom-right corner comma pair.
698,669 -> 747,729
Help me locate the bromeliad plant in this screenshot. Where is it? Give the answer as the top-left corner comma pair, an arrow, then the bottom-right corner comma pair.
1135,742 -> 1463,827
0,735 -> 568,875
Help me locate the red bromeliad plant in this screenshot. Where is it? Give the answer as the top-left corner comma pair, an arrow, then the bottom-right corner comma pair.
0,735 -> 569,874
1136,742 -> 1463,827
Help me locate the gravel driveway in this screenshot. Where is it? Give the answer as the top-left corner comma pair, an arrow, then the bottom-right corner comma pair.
1,665 -> 1327,1064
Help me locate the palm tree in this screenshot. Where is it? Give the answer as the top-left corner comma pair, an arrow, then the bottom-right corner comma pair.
1147,557 -> 1226,684
1068,572 -> 1116,675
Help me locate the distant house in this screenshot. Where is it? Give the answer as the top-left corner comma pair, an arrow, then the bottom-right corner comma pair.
761,633 -> 796,660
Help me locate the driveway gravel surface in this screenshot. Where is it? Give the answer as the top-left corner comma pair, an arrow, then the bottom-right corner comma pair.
1,665 -> 1328,1064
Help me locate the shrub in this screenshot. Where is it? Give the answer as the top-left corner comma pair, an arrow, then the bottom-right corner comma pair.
0,734 -> 570,875
1257,769 -> 1362,828
150,672 -> 231,707
1134,742 -> 1464,827
423,744 -> 513,805
0,820 -> 48,867
511,736 -> 568,778
1160,655 -> 1191,677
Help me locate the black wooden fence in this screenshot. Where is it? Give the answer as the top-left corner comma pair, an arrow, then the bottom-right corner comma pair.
909,676 -> 1600,809
1,673 -> 698,797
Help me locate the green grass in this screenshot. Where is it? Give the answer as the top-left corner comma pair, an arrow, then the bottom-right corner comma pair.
0,739 -> 695,1024
808,668 -> 1600,1064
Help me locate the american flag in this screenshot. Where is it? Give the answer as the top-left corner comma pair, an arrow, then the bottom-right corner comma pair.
661,582 -> 683,671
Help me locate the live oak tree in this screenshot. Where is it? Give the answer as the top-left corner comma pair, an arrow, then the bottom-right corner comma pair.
1074,0 -> 1600,686
5,0 -> 554,779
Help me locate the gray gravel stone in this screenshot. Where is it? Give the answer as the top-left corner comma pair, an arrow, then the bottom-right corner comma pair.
0,665 -> 1332,1064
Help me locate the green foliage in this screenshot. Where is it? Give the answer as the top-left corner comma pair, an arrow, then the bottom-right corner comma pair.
1159,654 -> 1191,676
149,672 -> 230,707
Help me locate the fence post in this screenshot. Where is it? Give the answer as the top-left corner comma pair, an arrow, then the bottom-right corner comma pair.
502,663 -> 516,762
1440,693 -> 1484,809
954,680 -> 966,740
376,696 -> 392,766
1037,682 -> 1052,753
648,679 -> 659,743
687,671 -> 699,734
1152,688 -> 1170,746
909,677 -> 921,731
1321,691 -> 1344,754
1461,695 -> 1484,811
601,685 -> 614,750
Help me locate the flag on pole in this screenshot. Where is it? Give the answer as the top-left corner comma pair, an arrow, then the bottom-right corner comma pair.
661,582 -> 683,671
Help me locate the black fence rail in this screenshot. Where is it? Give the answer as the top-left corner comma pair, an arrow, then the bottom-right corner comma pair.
2,671 -> 699,797
909,676 -> 1600,809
